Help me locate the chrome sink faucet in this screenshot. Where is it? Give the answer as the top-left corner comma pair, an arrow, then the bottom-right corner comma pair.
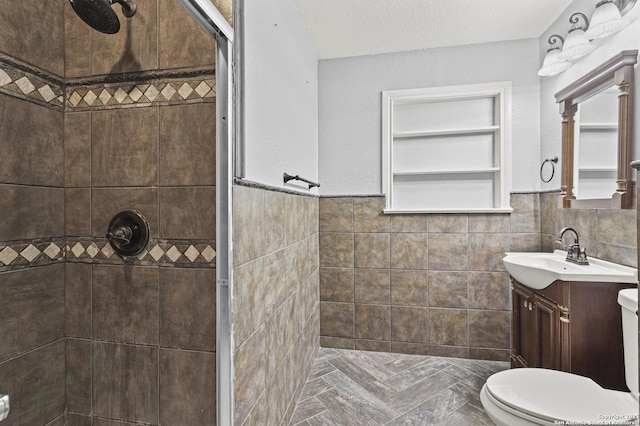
556,227 -> 589,265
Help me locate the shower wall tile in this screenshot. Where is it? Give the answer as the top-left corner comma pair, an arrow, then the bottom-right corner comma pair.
65,413 -> 92,426
0,265 -> 65,362
66,263 -> 92,338
93,342 -> 159,424
90,0 -> 159,75
64,0 -> 91,78
159,0 -> 216,69
0,340 -> 65,426
0,185 -> 65,241
159,186 -> 216,239
64,112 -> 91,187
91,187 -> 159,238
321,302 -> 355,338
159,268 -> 216,351
0,94 -> 64,186
66,339 -> 92,414
319,233 -> 353,267
159,103 -> 216,186
92,265 -> 159,345
0,0 -> 64,76
92,108 -> 158,187
66,188 -> 92,236
159,349 -> 216,426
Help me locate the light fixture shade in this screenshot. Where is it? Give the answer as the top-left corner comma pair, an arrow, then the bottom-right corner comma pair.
558,28 -> 596,60
538,48 -> 572,76
584,1 -> 630,39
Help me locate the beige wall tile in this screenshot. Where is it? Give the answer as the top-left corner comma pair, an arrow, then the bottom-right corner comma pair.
428,233 -> 468,270
429,215 -> 468,233
468,272 -> 510,310
320,233 -> 354,267
234,327 -> 266,424
429,308 -> 468,346
354,269 -> 390,304
468,214 -> 510,233
355,304 -> 391,340
390,214 -> 428,233
510,193 -> 540,233
354,197 -> 389,232
356,339 -> 391,353
319,198 -> 353,232
320,268 -> 354,302
428,271 -> 467,308
390,270 -> 428,307
392,306 -> 429,343
390,233 -> 428,269
468,233 -> 509,271
468,310 -> 510,349
354,233 -> 390,269
320,302 -> 354,338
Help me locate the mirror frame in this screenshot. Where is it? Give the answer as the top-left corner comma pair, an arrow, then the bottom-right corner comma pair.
555,49 -> 637,209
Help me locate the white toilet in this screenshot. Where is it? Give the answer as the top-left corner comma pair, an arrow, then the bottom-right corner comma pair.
480,288 -> 639,426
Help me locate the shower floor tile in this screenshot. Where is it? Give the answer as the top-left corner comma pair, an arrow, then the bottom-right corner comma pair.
291,348 -> 509,425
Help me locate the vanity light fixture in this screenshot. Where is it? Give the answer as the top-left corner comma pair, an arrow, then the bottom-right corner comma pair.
538,35 -> 572,76
559,13 -> 596,60
584,0 -> 634,39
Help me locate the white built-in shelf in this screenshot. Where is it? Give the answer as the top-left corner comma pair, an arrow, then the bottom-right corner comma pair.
578,167 -> 617,172
580,122 -> 617,130
393,168 -> 499,176
393,125 -> 499,139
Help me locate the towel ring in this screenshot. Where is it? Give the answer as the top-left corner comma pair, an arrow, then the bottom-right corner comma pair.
540,156 -> 558,183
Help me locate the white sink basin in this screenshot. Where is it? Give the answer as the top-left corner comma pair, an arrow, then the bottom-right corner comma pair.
503,250 -> 638,290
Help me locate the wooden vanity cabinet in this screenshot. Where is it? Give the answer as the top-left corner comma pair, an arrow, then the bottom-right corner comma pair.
511,278 -> 635,391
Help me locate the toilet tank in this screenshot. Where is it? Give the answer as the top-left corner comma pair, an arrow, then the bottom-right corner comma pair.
618,288 -> 638,397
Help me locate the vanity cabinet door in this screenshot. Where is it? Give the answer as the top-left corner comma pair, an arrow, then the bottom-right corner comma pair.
511,282 -> 533,368
530,294 -> 560,369
511,280 -> 561,370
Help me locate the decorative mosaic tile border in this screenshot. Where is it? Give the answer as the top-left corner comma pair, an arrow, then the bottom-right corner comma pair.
0,62 -> 64,110
0,238 -> 216,272
65,75 -> 216,111
0,56 -> 216,113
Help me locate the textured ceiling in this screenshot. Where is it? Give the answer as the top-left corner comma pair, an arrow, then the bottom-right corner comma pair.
292,0 -> 574,59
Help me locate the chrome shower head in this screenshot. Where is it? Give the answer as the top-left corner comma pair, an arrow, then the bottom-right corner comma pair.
69,0 -> 137,34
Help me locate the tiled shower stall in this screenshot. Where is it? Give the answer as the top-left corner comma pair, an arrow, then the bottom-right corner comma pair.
1,0 -> 217,424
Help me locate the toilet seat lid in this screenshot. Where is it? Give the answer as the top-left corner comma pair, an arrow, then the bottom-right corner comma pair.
486,368 -> 638,424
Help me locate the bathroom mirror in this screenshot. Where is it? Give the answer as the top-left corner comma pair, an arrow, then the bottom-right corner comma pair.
555,49 -> 638,208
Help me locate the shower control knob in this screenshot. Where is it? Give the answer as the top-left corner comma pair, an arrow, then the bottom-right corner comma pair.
106,210 -> 150,257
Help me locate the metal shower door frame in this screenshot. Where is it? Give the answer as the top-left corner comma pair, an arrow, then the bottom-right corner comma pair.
177,1 -> 236,424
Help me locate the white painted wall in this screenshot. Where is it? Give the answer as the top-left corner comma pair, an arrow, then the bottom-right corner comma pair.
243,0 -> 319,192
539,0 -> 640,192
318,39 -> 541,195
